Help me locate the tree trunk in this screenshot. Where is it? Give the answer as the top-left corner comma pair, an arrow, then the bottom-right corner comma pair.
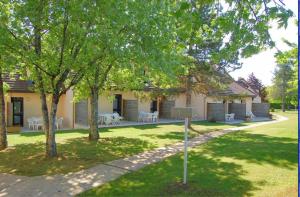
89,86 -> 99,141
46,94 -> 59,157
185,73 -> 192,128
0,70 -> 7,150
281,91 -> 286,112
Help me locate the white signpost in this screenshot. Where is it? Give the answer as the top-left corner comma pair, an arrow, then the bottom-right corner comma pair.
183,118 -> 188,184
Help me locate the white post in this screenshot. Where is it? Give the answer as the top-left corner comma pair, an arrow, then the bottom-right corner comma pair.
183,118 -> 188,184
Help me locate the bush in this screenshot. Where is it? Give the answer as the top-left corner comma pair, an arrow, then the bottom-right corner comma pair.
270,103 -> 296,110
270,103 -> 281,109
270,108 -> 275,112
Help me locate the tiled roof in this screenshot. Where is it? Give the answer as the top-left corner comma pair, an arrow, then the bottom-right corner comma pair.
209,81 -> 256,97
236,78 -> 259,96
3,75 -> 34,93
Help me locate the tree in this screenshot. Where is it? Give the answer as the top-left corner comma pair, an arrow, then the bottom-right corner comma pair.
1,0 -> 96,157
270,42 -> 298,111
272,64 -> 293,111
0,65 -> 7,150
74,1 -> 181,141
247,73 -> 268,102
0,4 -> 21,150
173,0 -> 293,127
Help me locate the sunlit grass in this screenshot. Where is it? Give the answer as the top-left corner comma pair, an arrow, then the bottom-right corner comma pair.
80,111 -> 297,197
2,120 -> 244,176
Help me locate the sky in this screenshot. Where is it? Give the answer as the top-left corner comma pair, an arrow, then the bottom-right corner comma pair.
230,1 -> 298,86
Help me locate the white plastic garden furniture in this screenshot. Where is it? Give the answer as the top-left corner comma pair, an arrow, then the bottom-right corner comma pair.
103,114 -> 113,125
27,118 -> 35,130
225,113 -> 235,121
138,111 -> 146,122
56,117 -> 63,129
112,113 -> 123,125
152,111 -> 159,122
247,111 -> 255,119
33,117 -> 43,130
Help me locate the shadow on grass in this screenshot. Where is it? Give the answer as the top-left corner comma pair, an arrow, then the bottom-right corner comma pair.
142,132 -> 186,141
0,137 -> 155,176
81,152 -> 256,197
80,124 -> 297,197
141,131 -> 198,141
202,131 -> 297,169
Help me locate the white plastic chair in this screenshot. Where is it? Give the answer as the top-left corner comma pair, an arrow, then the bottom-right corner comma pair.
152,111 -> 159,122
138,111 -> 146,122
247,111 -> 255,119
230,113 -> 235,121
225,113 -> 235,121
103,115 -> 113,125
27,118 -> 34,130
112,113 -> 123,125
33,117 -> 43,130
56,117 -> 63,129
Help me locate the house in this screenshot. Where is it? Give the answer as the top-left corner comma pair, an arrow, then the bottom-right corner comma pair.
3,75 -> 269,131
236,77 -> 262,103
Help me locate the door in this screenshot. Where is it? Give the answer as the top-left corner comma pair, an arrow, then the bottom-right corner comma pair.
113,94 -> 122,115
150,100 -> 158,113
11,97 -> 24,126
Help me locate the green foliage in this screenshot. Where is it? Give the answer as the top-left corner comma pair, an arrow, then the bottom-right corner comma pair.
269,44 -> 298,108
246,73 -> 268,101
73,1 -> 183,100
172,0 -> 293,95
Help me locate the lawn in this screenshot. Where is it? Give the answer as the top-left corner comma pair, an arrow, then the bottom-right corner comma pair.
80,111 -> 297,197
1,120 -> 244,176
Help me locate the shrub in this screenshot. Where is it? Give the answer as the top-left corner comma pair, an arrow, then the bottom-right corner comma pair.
270,103 -> 281,109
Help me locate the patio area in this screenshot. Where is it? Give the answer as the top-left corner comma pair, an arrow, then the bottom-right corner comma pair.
75,118 -> 185,129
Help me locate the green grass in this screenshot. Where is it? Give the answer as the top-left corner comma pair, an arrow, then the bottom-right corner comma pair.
80,111 -> 297,197
1,121 -> 244,176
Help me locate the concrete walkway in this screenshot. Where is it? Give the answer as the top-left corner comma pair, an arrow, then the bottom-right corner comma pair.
0,115 -> 287,197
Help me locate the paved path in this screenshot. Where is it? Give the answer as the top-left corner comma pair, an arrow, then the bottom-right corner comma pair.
0,115 -> 287,197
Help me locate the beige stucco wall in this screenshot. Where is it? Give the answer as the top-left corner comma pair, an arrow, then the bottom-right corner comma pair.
138,100 -> 151,112
252,96 -> 261,103
174,94 -> 186,108
63,90 -> 74,128
245,97 -> 252,114
97,91 -> 154,115
4,92 -> 69,128
191,93 -> 206,120
98,95 -> 113,113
